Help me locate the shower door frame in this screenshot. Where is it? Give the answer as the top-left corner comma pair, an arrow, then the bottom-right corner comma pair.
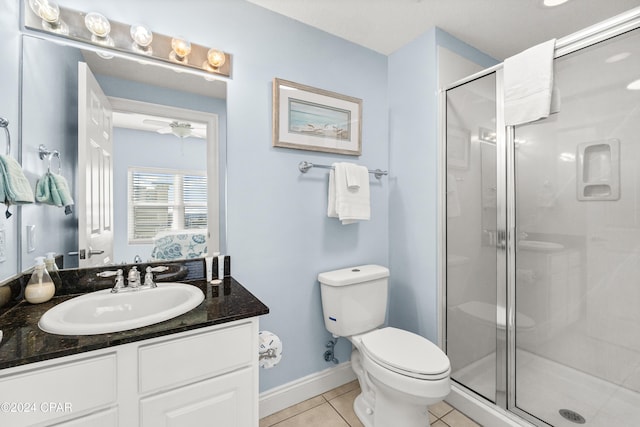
439,7 -> 640,426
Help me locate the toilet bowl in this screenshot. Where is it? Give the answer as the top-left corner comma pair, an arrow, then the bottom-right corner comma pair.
318,265 -> 451,427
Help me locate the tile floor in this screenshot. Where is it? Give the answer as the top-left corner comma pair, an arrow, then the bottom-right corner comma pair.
260,380 -> 482,427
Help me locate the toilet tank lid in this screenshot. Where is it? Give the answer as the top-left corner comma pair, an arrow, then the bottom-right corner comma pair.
318,265 -> 389,287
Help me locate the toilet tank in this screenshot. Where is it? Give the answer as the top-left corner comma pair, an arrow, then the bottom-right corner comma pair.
318,265 -> 389,337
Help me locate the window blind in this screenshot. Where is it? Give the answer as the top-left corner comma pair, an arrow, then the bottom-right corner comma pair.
128,168 -> 207,243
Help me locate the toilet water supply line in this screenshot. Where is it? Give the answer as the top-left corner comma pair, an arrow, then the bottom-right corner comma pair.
324,337 -> 339,364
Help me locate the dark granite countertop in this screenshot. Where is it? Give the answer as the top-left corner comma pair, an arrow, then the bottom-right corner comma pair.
0,277 -> 269,370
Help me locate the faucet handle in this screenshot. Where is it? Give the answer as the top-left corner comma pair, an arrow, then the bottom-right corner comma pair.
97,269 -> 120,278
109,269 -> 125,293
144,266 -> 158,288
148,265 -> 169,273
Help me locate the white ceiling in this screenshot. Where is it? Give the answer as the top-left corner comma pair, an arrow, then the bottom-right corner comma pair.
247,0 -> 640,59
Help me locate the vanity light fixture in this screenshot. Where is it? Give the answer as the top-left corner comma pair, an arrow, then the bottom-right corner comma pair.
204,48 -> 226,72
170,37 -> 191,63
130,24 -> 153,54
28,0 -> 68,34
24,3 -> 232,78
85,12 -> 113,47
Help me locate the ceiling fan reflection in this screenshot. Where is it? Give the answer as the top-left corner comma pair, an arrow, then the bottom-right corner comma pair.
143,119 -> 206,139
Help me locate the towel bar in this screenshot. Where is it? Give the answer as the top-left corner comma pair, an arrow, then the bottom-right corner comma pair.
0,117 -> 9,156
298,161 -> 388,179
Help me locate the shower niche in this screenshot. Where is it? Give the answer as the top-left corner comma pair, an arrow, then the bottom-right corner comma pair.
577,138 -> 620,201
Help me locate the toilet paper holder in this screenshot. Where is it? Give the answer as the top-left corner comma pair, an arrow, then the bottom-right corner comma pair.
259,331 -> 283,369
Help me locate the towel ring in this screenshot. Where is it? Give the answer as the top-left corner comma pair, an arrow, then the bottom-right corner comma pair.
0,117 -> 9,156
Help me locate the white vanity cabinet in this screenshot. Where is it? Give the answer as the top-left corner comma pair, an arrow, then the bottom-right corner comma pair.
0,318 -> 259,427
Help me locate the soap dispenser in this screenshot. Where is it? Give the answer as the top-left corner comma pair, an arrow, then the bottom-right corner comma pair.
25,257 -> 56,304
44,252 -> 62,291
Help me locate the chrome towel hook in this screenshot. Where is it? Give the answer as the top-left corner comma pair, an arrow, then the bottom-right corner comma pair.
38,144 -> 62,173
0,117 -> 10,156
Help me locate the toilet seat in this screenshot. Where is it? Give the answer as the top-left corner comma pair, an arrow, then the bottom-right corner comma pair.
360,327 -> 450,380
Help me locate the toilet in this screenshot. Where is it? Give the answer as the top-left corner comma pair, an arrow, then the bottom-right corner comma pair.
318,265 -> 451,427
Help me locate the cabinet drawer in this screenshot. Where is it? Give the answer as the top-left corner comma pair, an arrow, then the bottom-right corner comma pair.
0,354 -> 117,427
52,407 -> 118,427
140,367 -> 254,427
139,322 -> 254,393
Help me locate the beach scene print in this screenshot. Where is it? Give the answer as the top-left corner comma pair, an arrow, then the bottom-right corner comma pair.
288,98 -> 351,140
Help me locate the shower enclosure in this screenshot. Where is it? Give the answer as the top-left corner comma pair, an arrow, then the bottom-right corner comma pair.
442,9 -> 640,427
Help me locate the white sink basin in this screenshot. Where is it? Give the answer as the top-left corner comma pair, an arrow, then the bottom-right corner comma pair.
39,283 -> 204,335
518,240 -> 565,252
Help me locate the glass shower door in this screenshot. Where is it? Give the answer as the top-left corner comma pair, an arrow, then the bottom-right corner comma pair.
513,28 -> 640,426
445,72 -> 499,403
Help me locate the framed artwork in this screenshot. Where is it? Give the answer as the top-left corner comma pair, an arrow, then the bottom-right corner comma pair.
272,78 -> 362,156
447,126 -> 470,169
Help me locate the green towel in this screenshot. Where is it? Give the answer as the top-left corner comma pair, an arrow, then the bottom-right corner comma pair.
35,171 -> 74,213
0,154 -> 35,205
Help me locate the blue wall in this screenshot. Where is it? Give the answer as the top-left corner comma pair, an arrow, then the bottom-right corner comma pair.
20,37 -> 82,271
0,0 -> 24,280
4,0 -> 498,394
388,28 -> 496,342
59,0 -> 389,392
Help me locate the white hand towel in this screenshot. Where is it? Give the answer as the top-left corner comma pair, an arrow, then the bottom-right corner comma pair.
504,39 -> 556,126
334,162 -> 370,224
344,162 -> 363,190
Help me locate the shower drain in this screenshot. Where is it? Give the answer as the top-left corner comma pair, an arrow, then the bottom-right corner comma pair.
559,409 -> 586,424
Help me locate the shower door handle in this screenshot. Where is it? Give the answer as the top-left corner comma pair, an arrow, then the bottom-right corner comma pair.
496,230 -> 507,250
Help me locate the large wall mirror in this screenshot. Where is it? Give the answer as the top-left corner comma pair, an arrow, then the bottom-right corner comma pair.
18,34 -> 227,274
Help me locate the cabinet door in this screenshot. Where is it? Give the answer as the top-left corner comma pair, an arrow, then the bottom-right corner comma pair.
140,367 -> 254,427
51,408 -> 118,426
0,354 -> 117,427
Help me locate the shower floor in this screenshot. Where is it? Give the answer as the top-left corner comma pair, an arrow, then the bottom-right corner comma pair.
453,349 -> 640,426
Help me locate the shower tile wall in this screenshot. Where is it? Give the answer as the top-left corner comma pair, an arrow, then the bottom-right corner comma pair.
514,27 -> 640,425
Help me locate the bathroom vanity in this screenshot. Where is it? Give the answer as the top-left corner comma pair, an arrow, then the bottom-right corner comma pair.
0,276 -> 269,427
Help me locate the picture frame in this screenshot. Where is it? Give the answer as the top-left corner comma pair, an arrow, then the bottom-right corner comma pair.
272,78 -> 362,156
447,126 -> 470,169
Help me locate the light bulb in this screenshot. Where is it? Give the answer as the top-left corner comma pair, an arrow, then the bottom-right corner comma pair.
29,0 -> 59,23
29,0 -> 68,34
171,37 -> 191,58
170,37 -> 191,63
85,12 -> 111,38
206,48 -> 226,69
130,24 -> 153,48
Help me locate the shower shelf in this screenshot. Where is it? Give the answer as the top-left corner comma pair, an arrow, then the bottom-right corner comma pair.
576,138 -> 620,201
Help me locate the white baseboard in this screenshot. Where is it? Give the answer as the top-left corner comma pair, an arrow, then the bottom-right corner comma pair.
259,362 -> 357,418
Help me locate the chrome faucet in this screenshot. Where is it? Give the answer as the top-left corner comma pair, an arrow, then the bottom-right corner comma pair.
98,265 -> 166,292
127,266 -> 141,289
